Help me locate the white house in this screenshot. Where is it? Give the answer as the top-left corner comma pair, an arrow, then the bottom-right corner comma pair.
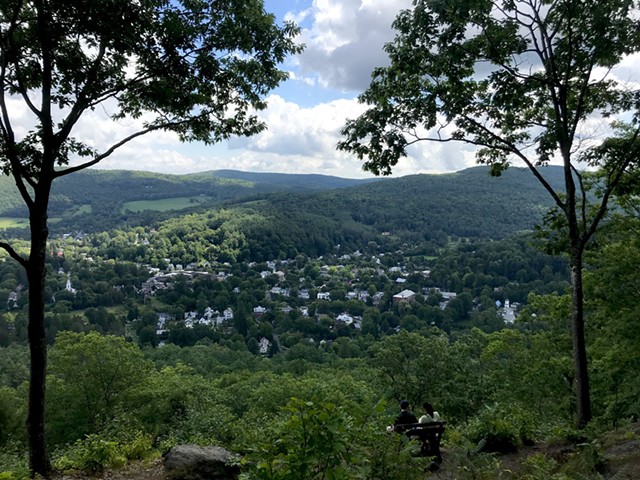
336,312 -> 353,325
298,289 -> 310,300
392,289 -> 415,303
259,337 -> 272,355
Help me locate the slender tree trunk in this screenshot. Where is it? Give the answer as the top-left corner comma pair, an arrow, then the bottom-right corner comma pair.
570,249 -> 591,429
27,200 -> 51,477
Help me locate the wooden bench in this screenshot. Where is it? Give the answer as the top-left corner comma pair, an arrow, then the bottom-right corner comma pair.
394,421 -> 446,462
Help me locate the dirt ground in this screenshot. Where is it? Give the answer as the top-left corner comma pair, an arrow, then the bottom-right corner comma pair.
50,458 -> 165,480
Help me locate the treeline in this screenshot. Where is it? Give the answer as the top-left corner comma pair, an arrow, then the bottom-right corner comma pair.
0,169 -> 373,220
1,167 -> 563,253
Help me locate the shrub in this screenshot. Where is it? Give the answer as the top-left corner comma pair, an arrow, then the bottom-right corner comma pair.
0,443 -> 29,480
467,403 -> 536,453
53,431 -> 154,473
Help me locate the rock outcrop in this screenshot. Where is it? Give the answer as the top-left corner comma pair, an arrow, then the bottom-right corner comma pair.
163,445 -> 241,480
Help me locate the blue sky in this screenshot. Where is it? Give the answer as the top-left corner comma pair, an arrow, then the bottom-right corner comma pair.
73,1 -> 640,179
92,0 -> 475,179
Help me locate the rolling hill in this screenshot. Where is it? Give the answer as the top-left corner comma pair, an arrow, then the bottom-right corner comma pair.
1,166 -> 564,259
0,169 -> 377,219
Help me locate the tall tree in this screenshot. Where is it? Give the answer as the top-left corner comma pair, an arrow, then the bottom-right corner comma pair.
0,0 -> 300,475
339,0 -> 640,428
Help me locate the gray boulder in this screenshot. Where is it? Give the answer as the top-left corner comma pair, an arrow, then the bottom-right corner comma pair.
164,444 -> 241,480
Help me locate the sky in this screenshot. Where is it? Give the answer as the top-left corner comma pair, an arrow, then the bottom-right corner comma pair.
63,1 -> 640,179
92,0 -> 476,179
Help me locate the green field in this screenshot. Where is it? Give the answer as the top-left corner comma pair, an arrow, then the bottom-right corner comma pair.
74,205 -> 92,215
121,197 -> 206,213
0,217 -> 28,229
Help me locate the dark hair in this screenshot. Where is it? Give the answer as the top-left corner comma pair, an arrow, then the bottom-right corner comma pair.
422,402 -> 435,416
400,400 -> 410,410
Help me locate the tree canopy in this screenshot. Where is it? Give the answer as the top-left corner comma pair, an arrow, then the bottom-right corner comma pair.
0,0 -> 301,474
339,0 -> 640,428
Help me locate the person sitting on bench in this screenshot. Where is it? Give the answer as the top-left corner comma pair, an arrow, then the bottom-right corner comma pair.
387,399 -> 418,432
418,402 -> 441,424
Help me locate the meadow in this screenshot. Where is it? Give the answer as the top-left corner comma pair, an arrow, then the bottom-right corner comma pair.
121,197 -> 206,213
0,217 -> 27,229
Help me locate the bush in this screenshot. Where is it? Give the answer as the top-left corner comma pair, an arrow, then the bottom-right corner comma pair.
0,443 -> 29,480
467,403 -> 536,453
53,431 -> 154,473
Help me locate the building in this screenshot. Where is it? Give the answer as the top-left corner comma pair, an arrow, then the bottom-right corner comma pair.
392,289 -> 416,303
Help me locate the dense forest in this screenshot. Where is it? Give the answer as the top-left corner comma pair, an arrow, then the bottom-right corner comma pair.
1,168 -> 639,479
1,165 -> 564,259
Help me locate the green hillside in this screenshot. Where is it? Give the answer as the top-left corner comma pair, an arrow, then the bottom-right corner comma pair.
72,166 -> 566,263
0,169 -> 376,220
0,166 -> 564,260
253,166 -> 564,240
215,166 -> 565,259
0,169 -> 378,240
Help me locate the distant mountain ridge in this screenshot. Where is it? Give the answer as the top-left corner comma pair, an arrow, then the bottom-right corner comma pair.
0,166 -> 564,252
205,169 -> 378,190
0,168 -> 378,219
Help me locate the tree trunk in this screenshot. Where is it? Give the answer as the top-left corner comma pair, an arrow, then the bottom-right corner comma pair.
27,201 -> 51,477
570,250 -> 591,429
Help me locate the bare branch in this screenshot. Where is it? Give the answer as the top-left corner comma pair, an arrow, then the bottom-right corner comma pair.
53,116 -> 196,178
55,41 -> 109,144
0,241 -> 28,267
53,127 -> 160,178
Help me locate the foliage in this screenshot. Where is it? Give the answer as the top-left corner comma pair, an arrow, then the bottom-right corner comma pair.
52,431 -> 154,474
520,441 -> 606,480
466,403 -> 536,454
584,213 -> 640,426
242,396 -> 424,480
369,330 -> 452,412
244,397 -> 358,479
0,387 -> 25,445
0,0 -> 302,473
0,442 -> 29,480
339,0 -> 640,431
46,332 -> 153,445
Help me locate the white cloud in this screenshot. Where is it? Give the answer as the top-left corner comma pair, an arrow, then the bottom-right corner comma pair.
294,0 -> 412,92
229,95 -> 363,155
221,93 -> 482,178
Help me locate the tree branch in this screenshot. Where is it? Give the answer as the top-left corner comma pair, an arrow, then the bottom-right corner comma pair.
53,127 -> 159,178
55,41 -> 109,146
0,241 -> 28,268
52,116 -> 195,178
583,127 -> 640,245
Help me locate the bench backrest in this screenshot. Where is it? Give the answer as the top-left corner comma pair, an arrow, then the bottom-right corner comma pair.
396,421 -> 446,440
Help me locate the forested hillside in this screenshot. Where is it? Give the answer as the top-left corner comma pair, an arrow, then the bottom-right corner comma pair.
0,169 -> 376,219
115,166 -> 564,262
1,166 -> 638,480
1,166 -> 563,260
242,166 -> 565,252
